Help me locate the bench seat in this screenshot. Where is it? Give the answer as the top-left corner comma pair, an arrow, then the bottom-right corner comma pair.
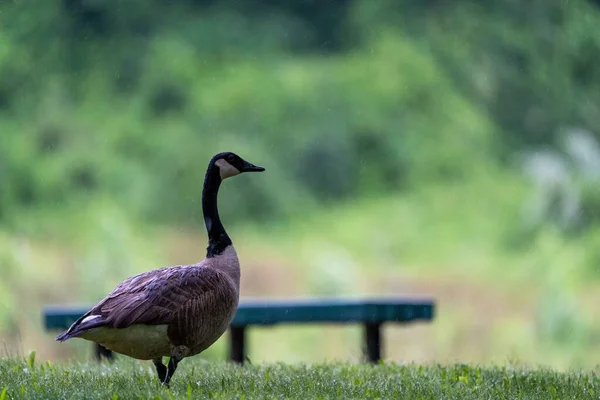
43,297 -> 435,363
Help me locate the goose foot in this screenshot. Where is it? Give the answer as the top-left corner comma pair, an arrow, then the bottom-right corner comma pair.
160,355 -> 181,388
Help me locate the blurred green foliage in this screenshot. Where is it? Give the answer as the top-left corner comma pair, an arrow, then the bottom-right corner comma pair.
1,0 -> 598,232
1,0 -> 600,368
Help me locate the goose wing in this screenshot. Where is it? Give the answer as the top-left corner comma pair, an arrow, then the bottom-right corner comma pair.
56,266 -> 234,341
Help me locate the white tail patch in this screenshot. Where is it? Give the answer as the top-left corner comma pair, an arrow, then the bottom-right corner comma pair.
81,315 -> 101,324
215,159 -> 240,179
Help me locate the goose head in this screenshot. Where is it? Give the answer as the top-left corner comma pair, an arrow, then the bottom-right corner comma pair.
212,152 -> 265,180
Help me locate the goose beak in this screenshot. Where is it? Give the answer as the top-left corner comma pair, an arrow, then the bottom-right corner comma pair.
242,160 -> 265,172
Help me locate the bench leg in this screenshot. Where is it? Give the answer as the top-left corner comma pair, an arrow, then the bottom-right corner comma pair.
364,323 -> 382,363
229,326 -> 246,364
94,344 -> 114,361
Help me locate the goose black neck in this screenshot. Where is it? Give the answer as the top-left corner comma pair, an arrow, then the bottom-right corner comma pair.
202,165 -> 232,258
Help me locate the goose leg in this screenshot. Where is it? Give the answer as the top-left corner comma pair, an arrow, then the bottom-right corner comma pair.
153,358 -> 167,384
162,356 -> 181,387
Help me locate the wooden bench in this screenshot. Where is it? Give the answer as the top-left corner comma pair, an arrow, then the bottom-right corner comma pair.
43,297 -> 435,363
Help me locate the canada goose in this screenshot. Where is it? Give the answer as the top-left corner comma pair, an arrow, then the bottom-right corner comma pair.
56,152 -> 265,387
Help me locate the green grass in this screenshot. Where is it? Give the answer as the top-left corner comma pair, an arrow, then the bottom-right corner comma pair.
1,356 -> 599,399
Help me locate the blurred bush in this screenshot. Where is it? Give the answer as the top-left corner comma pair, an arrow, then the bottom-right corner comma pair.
1,0 -> 600,367
0,0 -> 598,233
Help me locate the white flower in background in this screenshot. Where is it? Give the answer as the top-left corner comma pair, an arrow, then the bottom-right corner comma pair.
522,128 -> 600,231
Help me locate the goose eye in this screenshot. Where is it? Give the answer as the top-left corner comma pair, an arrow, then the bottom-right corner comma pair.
227,154 -> 235,162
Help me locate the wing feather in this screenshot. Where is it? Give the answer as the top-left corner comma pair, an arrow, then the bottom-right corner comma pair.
56,265 -> 235,341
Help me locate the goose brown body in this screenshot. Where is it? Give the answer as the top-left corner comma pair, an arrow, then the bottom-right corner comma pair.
55,151 -> 265,386
65,245 -> 240,360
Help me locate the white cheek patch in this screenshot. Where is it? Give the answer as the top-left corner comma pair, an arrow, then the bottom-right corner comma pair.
215,159 -> 241,179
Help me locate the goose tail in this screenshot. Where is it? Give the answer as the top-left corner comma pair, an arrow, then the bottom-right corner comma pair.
55,315 -> 105,341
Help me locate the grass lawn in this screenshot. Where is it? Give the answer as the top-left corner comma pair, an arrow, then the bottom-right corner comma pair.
1,355 -> 598,399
